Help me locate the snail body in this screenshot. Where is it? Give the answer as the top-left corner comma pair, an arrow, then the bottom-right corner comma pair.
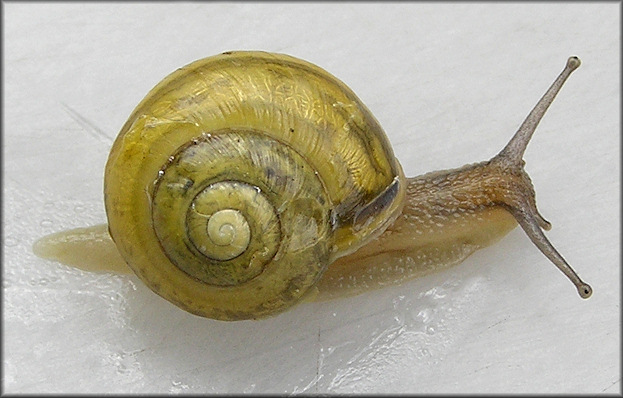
35,51 -> 591,321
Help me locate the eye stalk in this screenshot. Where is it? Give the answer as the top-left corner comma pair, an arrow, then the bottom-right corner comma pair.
492,56 -> 592,299
496,57 -> 581,165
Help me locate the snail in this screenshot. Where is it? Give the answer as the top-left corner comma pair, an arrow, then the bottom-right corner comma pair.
34,51 -> 591,321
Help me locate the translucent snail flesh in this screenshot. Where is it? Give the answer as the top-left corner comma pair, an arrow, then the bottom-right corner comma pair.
34,51 -> 591,321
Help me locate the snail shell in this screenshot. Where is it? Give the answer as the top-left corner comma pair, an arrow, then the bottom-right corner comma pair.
104,51 -> 406,320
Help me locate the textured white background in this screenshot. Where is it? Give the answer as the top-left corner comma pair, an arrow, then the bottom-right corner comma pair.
3,2 -> 620,394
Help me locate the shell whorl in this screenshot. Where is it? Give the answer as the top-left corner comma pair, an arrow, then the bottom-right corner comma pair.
104,51 -> 406,320
202,208 -> 252,261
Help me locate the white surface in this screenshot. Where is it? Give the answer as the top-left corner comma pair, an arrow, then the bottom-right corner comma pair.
3,2 -> 620,394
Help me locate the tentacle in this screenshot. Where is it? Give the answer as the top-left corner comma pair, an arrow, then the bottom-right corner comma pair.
491,57 -> 591,298
509,201 -> 592,298
495,57 -> 581,167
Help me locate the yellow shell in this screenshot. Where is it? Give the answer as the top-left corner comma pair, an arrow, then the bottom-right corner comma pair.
104,51 -> 406,320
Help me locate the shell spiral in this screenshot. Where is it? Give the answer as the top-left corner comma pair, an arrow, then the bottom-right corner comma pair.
104,51 -> 406,320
